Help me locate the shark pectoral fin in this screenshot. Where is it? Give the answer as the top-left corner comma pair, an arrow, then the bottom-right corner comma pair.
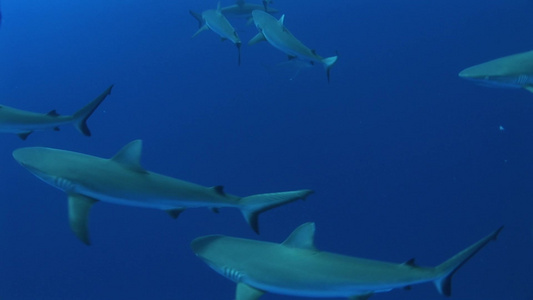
236,282 -> 264,300
68,194 -> 98,245
166,208 -> 185,219
349,293 -> 373,300
239,189 -> 314,233
17,131 -> 32,140
278,14 -> 285,25
248,32 -> 266,45
111,140 -> 148,174
192,24 -> 209,38
524,86 -> 533,93
282,222 -> 316,250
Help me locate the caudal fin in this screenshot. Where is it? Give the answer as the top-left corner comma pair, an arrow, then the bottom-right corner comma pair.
239,189 -> 313,233
433,226 -> 503,296
322,55 -> 338,83
72,85 -> 113,136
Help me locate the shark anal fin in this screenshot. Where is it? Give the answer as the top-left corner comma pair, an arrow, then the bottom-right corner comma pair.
236,282 -> 264,300
53,127 -> 60,131
525,86 -> 533,93
68,194 -> 98,245
17,131 -> 32,140
288,55 -> 297,60
166,208 -> 185,219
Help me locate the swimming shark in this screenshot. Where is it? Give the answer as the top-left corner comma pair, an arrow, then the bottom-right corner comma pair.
0,85 -> 112,140
458,50 -> 533,93
12,140 -> 313,245
190,3 -> 242,65
249,10 -> 338,82
221,0 -> 278,22
192,222 -> 502,300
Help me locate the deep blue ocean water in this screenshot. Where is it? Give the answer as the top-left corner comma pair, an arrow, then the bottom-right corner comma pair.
0,0 -> 532,299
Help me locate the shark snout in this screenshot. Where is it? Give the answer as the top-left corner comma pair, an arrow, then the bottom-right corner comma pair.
190,235 -> 224,255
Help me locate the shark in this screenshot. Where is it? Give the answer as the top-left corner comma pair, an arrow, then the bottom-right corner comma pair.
0,85 -> 113,140
12,140 -> 313,245
192,222 -> 503,300
248,10 -> 338,82
458,50 -> 533,93
190,3 -> 242,65
221,0 -> 278,22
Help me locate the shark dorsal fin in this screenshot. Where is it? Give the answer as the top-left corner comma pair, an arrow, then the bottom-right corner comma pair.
278,14 -> 285,25
236,0 -> 245,7
216,1 -> 221,12
111,140 -> 147,174
282,222 -> 316,250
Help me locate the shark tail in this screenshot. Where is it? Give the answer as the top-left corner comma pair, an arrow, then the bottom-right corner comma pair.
432,226 -> 503,296
322,55 -> 338,83
239,189 -> 313,233
71,85 -> 113,136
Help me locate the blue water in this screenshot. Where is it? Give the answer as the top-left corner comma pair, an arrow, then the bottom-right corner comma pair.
0,0 -> 532,299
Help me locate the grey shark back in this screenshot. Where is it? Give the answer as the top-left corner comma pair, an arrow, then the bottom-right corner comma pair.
13,140 -> 313,244
249,10 -> 338,82
192,222 -> 502,300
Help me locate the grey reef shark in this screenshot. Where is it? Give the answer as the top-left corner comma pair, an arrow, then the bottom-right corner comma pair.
12,140 -> 313,245
0,85 -> 113,140
190,3 -> 242,65
221,0 -> 278,23
192,222 -> 503,300
459,50 -> 533,93
249,10 -> 338,82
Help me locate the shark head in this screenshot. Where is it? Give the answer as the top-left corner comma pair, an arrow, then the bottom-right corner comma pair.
13,147 -> 78,191
191,235 -> 248,281
459,50 -> 533,90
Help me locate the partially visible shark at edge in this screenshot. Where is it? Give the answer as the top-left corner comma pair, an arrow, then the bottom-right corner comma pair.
190,3 -> 242,65
0,85 -> 113,140
249,10 -> 338,82
221,0 -> 278,22
459,50 -> 533,93
12,140 -> 313,245
192,222 -> 503,300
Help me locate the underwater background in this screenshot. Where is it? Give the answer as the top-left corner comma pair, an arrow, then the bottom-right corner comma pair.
0,0 -> 532,299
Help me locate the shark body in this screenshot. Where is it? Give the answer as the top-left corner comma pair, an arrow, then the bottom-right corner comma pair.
192,222 -> 502,300
0,85 -> 112,140
459,50 -> 533,93
13,140 -> 313,245
190,4 -> 242,65
249,10 -> 338,82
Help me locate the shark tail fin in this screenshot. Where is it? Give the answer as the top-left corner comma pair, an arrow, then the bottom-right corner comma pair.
433,226 -> 503,296
72,85 -> 113,136
239,189 -> 313,234
322,55 -> 338,83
